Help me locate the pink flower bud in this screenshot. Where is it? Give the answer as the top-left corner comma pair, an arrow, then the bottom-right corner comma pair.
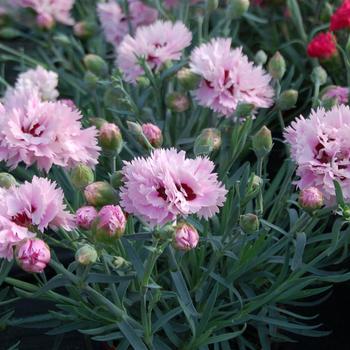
84,181 -> 118,207
299,187 -> 324,210
166,92 -> 190,113
173,223 -> 199,251
16,238 -> 51,273
99,123 -> 123,153
93,205 -> 126,241
75,206 -> 98,230
142,123 -> 163,148
36,13 -> 55,30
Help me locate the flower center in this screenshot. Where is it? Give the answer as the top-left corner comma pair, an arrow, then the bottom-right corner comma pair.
12,206 -> 36,227
178,183 -> 196,201
157,186 -> 168,201
21,123 -> 43,137
314,142 -> 331,163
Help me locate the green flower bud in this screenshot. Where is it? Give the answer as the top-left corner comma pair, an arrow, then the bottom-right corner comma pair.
110,171 -> 124,189
0,27 -> 21,39
207,0 -> 219,12
278,89 -> 298,111
75,245 -> 98,265
268,52 -> 286,80
113,256 -> 131,269
176,68 -> 201,91
166,92 -> 190,113
53,33 -> 71,46
229,0 -> 250,19
99,122 -> 123,154
83,54 -> 108,77
235,102 -> 255,119
247,174 -> 263,194
84,182 -> 118,207
0,173 -> 17,188
89,117 -> 107,129
126,121 -> 143,137
254,50 -> 268,65
240,213 -> 259,233
194,128 -> 221,156
73,21 -> 96,39
136,76 -> 150,88
84,71 -> 99,89
70,164 -> 94,190
311,66 -> 327,86
252,126 -> 273,158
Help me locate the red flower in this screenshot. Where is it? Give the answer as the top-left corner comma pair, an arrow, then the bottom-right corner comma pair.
330,0 -> 350,31
307,32 -> 337,60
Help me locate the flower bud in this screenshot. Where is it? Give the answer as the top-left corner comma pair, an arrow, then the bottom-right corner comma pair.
113,256 -> 131,269
73,21 -> 96,39
252,126 -> 273,158
229,0 -> 250,18
194,128 -> 221,156
240,213 -> 259,233
173,222 -> 199,251
277,89 -> 298,111
0,27 -> 21,39
136,76 -> 150,88
0,173 -> 17,188
166,92 -> 190,113
176,68 -> 201,91
70,164 -> 94,189
235,102 -> 255,119
75,206 -> 98,230
84,71 -> 99,89
83,54 -> 108,77
110,171 -> 123,189
36,13 -> 55,30
311,66 -> 327,86
99,122 -> 123,154
207,0 -> 219,11
127,121 -> 143,136
254,50 -> 268,65
268,52 -> 286,80
93,205 -> 127,242
299,187 -> 324,211
53,33 -> 71,46
84,182 -> 118,207
15,239 -> 51,273
75,245 -> 98,265
247,174 -> 263,194
89,117 -> 107,129
142,123 -> 163,148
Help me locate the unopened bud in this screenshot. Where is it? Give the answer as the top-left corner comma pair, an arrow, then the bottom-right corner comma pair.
0,173 -> 17,188
248,174 -> 263,194
173,222 -> 199,251
75,245 -> 98,265
254,50 -> 268,65
99,122 -> 123,154
166,92 -> 190,112
252,126 -> 273,158
83,54 -> 108,77
311,66 -> 327,85
136,76 -> 150,88
70,164 -> 94,190
268,52 -> 286,80
229,0 -> 250,18
0,27 -> 21,39
110,171 -> 123,189
84,71 -> 99,89
53,33 -> 70,46
84,182 -> 118,207
207,0 -> 219,11
36,13 -> 55,29
278,89 -> 298,110
90,117 -> 107,129
240,213 -> 259,233
127,121 -> 143,136
299,187 -> 324,211
194,128 -> 221,156
113,256 -> 131,269
142,123 -> 163,148
74,21 -> 96,39
176,68 -> 201,91
235,103 -> 255,119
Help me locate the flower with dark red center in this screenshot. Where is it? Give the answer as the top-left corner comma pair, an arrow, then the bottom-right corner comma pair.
307,32 -> 337,60
330,0 -> 350,31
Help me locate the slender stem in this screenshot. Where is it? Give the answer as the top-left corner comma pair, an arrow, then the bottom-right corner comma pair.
277,110 -> 285,130
312,80 -> 320,108
256,157 -> 265,216
110,155 -> 116,173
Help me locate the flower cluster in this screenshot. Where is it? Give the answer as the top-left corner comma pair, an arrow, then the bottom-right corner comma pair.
0,67 -> 100,171
117,20 -> 192,83
330,0 -> 350,32
284,105 -> 350,203
97,0 -> 157,47
120,148 -> 227,226
189,38 -> 274,117
307,32 -> 337,60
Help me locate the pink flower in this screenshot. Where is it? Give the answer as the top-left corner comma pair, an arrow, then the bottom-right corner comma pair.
173,222 -> 199,251
142,123 -> 163,147
284,105 -> 350,203
36,12 -> 55,29
75,206 -> 98,230
16,0 -> 75,26
60,99 -> 77,110
3,176 -> 75,232
323,86 -> 349,105
94,205 -> 126,240
97,0 -> 157,46
4,66 -> 59,102
189,38 -> 274,117
299,187 -> 324,210
120,148 -> 227,226
15,238 -> 51,273
0,92 -> 100,172
0,216 -> 34,261
117,20 -> 192,83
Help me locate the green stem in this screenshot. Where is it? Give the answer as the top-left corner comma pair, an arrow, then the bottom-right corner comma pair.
256,157 -> 265,216
110,155 -> 116,173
